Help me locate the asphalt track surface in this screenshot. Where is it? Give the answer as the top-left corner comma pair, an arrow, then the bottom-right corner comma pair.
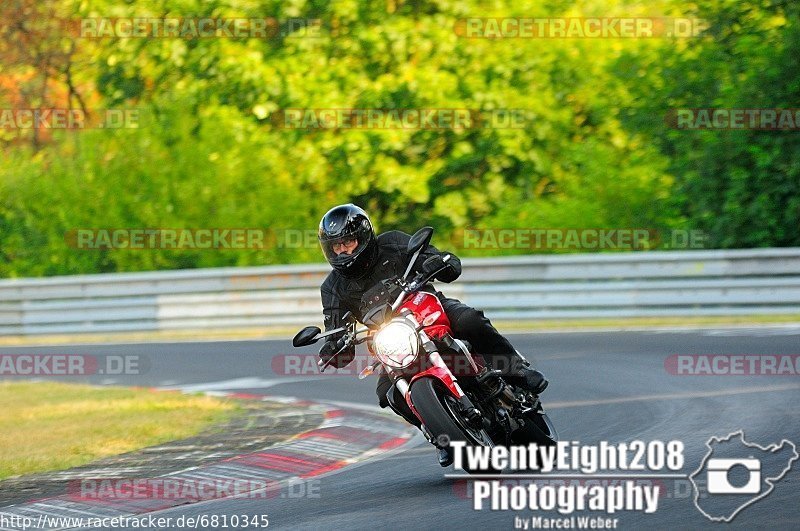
1,327 -> 799,530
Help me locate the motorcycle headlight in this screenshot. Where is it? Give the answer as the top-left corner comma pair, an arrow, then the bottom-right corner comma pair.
374,321 -> 419,369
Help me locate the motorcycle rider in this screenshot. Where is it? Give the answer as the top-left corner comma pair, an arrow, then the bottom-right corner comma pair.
316,203 -> 548,465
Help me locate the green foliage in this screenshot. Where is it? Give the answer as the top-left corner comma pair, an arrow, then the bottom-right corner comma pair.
0,0 -> 797,277
618,0 -> 800,247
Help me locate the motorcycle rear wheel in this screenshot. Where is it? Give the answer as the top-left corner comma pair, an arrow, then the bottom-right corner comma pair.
512,407 -> 558,446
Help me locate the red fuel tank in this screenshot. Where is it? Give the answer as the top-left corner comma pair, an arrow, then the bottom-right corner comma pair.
399,291 -> 451,339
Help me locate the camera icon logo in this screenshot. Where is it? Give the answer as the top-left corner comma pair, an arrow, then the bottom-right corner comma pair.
690,431 -> 798,522
706,457 -> 761,494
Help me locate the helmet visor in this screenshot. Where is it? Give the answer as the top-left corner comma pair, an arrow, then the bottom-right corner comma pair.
321,235 -> 360,262
319,225 -> 372,266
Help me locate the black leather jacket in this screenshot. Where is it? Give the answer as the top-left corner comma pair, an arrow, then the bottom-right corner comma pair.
319,230 -> 462,361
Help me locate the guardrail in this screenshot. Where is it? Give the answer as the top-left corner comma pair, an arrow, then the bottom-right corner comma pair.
1,248 -> 799,335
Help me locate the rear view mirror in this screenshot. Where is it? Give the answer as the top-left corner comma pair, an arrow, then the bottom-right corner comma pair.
407,227 -> 434,255
292,326 -> 321,347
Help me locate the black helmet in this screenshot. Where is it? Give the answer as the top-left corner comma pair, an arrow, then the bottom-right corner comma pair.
318,204 -> 379,278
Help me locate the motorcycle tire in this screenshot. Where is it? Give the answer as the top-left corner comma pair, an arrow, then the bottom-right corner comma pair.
512,407 -> 558,447
409,377 -> 497,475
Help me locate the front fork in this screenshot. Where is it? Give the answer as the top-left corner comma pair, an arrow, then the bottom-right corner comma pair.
390,330 -> 483,435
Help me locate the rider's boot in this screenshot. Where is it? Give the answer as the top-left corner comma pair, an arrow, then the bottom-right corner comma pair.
437,446 -> 454,467
504,350 -> 549,394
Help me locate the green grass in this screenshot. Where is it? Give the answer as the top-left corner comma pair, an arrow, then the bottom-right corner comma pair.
0,381 -> 238,480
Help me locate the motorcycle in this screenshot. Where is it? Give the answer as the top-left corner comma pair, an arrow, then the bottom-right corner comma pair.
292,227 -> 557,472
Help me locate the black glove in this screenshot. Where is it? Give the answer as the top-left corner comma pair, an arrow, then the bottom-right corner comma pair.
318,337 -> 355,369
422,254 -> 453,279
318,339 -> 338,366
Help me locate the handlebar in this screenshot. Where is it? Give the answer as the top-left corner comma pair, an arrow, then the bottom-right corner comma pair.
318,324 -> 370,372
318,254 -> 452,372
391,254 -> 451,311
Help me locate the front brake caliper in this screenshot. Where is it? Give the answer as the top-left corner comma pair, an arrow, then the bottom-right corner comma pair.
457,396 -> 483,428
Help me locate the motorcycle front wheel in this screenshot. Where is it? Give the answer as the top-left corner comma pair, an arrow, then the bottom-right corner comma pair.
409,377 -> 495,474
